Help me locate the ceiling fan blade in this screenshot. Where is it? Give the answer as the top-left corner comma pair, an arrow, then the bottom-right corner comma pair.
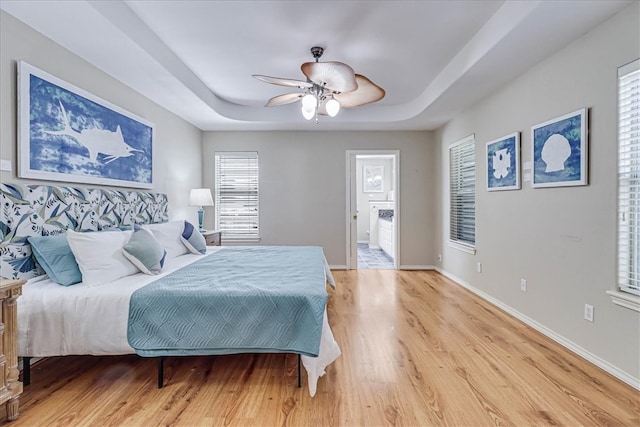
252,75 -> 312,89
334,74 -> 385,108
265,93 -> 304,107
301,61 -> 357,92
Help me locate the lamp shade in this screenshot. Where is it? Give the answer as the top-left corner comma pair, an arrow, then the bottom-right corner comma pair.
189,188 -> 214,207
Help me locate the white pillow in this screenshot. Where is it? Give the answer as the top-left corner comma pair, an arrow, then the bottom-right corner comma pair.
144,220 -> 189,258
66,229 -> 139,286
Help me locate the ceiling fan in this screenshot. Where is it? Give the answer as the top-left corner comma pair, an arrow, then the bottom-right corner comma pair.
252,46 -> 385,122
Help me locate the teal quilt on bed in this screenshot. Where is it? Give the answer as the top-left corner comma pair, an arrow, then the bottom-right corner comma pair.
127,246 -> 328,357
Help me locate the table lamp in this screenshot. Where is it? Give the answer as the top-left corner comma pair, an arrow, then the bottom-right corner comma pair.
189,188 -> 214,231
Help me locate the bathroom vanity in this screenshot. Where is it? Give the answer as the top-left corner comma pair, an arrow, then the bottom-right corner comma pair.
368,201 -> 394,259
377,209 -> 394,258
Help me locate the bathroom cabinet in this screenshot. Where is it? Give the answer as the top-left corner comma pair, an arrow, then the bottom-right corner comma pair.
378,218 -> 394,259
368,201 -> 394,249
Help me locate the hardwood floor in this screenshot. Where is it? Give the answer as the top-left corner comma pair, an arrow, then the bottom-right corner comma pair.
3,270 -> 639,426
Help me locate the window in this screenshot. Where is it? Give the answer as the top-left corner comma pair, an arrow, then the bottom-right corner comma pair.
214,152 -> 259,242
449,134 -> 476,252
618,59 -> 640,296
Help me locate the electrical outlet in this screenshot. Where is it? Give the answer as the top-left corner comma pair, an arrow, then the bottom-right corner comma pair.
520,279 -> 527,292
477,262 -> 482,273
437,254 -> 442,262
584,304 -> 594,322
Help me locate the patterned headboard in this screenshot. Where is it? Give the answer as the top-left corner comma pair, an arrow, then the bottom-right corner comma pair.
0,183 -> 168,280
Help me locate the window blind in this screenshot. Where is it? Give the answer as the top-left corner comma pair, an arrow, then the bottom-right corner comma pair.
449,135 -> 476,247
618,59 -> 640,296
215,152 -> 259,241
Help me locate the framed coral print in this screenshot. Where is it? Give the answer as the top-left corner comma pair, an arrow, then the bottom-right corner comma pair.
486,132 -> 520,191
18,61 -> 154,189
531,108 -> 588,188
363,165 -> 384,193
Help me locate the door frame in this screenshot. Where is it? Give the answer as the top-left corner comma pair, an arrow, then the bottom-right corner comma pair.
345,150 -> 400,269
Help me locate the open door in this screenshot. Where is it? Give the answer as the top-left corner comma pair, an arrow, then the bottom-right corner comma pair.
346,150 -> 399,270
346,153 -> 358,269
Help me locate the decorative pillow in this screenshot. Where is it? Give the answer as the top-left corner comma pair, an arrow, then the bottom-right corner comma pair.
180,220 -> 207,254
28,234 -> 82,286
122,226 -> 167,275
66,229 -> 139,286
144,220 -> 189,258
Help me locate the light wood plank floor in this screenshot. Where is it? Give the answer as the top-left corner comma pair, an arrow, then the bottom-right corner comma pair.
3,270 -> 639,426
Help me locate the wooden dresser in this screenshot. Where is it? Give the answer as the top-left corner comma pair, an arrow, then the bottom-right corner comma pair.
0,279 -> 24,422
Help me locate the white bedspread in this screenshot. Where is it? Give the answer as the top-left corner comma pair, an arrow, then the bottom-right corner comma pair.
18,247 -> 340,396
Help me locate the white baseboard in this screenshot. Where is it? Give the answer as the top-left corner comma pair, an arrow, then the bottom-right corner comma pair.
435,267 -> 640,391
400,265 -> 435,270
357,240 -> 369,244
330,265 -> 435,271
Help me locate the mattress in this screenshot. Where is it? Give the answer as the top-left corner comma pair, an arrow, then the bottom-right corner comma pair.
17,247 -> 340,396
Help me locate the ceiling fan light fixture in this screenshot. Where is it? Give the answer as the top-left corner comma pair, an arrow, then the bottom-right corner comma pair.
301,105 -> 315,120
301,93 -> 318,110
253,45 -> 384,123
326,98 -> 340,117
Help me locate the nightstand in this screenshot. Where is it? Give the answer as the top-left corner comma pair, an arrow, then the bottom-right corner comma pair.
0,279 -> 24,421
201,230 -> 222,246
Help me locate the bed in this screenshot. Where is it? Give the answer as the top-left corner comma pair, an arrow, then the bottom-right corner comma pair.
0,184 -> 340,397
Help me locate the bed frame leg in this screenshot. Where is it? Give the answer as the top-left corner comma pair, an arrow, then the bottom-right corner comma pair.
157,357 -> 164,389
297,354 -> 301,388
22,357 -> 31,386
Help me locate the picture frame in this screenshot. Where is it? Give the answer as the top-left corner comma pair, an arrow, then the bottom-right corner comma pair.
486,132 -> 520,191
18,61 -> 154,189
531,108 -> 588,188
363,165 -> 384,193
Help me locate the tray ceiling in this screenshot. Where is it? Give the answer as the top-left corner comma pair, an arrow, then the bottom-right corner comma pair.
1,0 -> 632,131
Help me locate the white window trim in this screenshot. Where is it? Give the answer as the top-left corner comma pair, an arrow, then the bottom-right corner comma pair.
221,237 -> 261,244
612,58 -> 640,310
607,290 -> 640,313
448,240 -> 477,255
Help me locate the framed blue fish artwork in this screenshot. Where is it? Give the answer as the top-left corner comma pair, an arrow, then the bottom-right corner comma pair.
486,132 -> 520,191
18,61 -> 154,189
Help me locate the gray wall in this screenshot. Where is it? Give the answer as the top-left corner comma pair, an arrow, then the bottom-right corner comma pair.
434,3 -> 640,382
0,11 -> 203,222
203,131 -> 435,267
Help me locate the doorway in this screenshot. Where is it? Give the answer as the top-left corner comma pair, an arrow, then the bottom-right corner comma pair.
346,150 -> 399,270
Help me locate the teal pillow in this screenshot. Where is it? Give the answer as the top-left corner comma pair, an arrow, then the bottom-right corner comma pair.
180,220 -> 207,254
122,226 -> 167,275
28,234 -> 82,286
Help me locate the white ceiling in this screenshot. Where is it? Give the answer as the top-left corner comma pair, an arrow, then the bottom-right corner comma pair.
1,0 -> 632,131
